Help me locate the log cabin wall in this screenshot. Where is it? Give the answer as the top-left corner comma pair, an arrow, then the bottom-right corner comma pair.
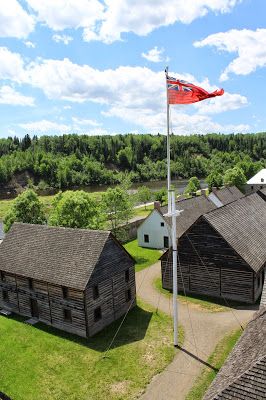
0,273 -> 87,337
161,219 -> 257,304
85,237 -> 136,337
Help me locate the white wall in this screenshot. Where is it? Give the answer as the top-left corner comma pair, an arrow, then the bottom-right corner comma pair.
137,210 -> 171,249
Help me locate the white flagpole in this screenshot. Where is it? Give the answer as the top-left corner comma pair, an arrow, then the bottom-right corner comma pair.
165,67 -> 171,214
171,190 -> 178,346
165,68 -> 180,346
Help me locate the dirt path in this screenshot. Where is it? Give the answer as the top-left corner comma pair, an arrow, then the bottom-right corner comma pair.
136,262 -> 256,400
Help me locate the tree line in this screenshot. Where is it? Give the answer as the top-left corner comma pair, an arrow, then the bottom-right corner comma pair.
0,133 -> 265,189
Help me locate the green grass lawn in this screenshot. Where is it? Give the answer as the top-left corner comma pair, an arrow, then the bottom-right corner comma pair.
186,329 -> 242,400
0,300 -> 183,400
124,240 -> 162,272
133,204 -> 154,218
153,277 -> 228,312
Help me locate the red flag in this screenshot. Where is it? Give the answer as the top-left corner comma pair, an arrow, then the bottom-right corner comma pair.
167,76 -> 224,105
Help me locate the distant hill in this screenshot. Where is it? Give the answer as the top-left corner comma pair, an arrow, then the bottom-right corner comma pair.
0,132 -> 265,196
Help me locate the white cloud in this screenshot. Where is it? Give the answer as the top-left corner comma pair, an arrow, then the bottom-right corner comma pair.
194,28 -> 266,81
26,0 -> 104,30
83,0 -> 241,44
194,92 -> 248,114
24,40 -> 35,48
21,0 -> 240,44
72,117 -> 102,127
1,52 -> 247,134
0,86 -> 35,106
0,0 -> 35,38
52,34 -> 73,45
0,47 -> 25,82
142,47 -> 167,63
18,119 -> 71,133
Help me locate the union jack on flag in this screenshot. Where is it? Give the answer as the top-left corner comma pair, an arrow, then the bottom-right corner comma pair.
167,76 -> 224,105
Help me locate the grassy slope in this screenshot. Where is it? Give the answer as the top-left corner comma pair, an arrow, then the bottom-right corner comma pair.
124,240 -> 161,272
0,300 -> 183,400
154,277 -> 228,312
186,329 -> 242,400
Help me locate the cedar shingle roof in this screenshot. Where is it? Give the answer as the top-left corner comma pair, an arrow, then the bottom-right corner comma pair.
212,186 -> 244,205
204,307 -> 266,400
257,187 -> 266,201
162,195 -> 217,238
203,193 -> 266,272
0,223 -> 114,290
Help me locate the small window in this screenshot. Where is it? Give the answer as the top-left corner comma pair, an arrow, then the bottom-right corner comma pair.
251,186 -> 254,190
125,289 -> 131,302
261,178 -> 264,183
125,269 -> 130,283
63,309 -> 72,323
62,287 -> 69,299
94,307 -> 102,322
144,234 -> 149,243
164,236 -> 169,248
93,285 -> 99,300
2,290 -> 8,302
29,278 -> 33,290
260,186 -> 263,189
161,222 -> 164,227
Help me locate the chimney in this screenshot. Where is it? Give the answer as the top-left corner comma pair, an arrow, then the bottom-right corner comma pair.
212,186 -> 218,194
201,189 -> 207,197
154,201 -> 161,211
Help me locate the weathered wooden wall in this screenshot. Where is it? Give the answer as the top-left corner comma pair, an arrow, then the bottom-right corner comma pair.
85,237 -> 136,336
161,219 -> 259,304
0,273 -> 87,337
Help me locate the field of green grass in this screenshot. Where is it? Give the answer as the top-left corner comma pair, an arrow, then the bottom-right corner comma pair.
186,329 -> 242,400
153,277 -> 228,312
0,300 -> 182,400
124,240 -> 162,272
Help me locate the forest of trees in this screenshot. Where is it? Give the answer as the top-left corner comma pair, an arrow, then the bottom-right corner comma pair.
0,132 -> 265,190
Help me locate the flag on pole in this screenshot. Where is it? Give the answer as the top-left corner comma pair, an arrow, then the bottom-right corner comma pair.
167,76 -> 224,104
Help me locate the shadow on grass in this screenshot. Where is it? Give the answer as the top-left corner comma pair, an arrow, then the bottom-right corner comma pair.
134,256 -> 149,265
6,305 -> 153,352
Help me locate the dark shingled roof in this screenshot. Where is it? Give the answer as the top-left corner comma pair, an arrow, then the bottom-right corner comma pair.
0,223 -> 114,290
162,195 -> 217,238
204,307 -> 266,400
212,186 -> 245,205
203,193 -> 266,272
257,187 -> 266,201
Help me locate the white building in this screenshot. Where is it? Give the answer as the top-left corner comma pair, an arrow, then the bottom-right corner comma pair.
137,186 -> 244,250
137,195 -> 216,249
246,168 -> 266,194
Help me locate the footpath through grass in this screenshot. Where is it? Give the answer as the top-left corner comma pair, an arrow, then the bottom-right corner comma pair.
186,329 -> 242,400
124,240 -> 161,272
154,277 -> 228,312
0,300 -> 182,400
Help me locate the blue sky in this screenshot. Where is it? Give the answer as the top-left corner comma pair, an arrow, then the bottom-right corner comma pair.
0,0 -> 266,137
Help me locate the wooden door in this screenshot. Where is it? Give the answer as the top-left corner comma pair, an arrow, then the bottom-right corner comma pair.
30,298 -> 39,318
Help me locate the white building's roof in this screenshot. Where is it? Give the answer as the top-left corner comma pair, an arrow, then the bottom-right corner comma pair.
247,168 -> 266,185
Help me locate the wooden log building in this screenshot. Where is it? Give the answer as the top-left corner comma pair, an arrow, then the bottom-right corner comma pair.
0,223 -> 136,337
161,193 -> 266,304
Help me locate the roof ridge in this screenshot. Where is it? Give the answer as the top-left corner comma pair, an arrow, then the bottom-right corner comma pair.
13,222 -> 111,235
